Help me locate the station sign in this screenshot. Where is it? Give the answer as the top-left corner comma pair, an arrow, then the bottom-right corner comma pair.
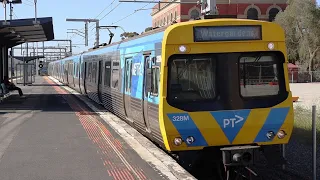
193,25 -> 262,42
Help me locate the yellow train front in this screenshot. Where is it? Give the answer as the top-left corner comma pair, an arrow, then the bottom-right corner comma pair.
158,19 -> 294,173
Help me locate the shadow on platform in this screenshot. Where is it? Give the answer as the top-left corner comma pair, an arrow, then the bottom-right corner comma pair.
0,94 -> 106,113
26,84 -> 67,87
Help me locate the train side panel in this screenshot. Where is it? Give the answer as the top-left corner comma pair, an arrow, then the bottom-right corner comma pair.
72,55 -> 82,93
118,32 -> 164,144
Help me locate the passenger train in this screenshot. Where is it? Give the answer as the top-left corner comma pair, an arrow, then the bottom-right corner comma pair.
48,18 -> 294,178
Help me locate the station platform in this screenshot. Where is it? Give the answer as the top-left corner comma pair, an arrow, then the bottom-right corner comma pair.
0,76 -> 193,180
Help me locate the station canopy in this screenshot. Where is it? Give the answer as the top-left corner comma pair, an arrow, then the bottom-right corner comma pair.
0,17 -> 54,48
12,55 -> 45,62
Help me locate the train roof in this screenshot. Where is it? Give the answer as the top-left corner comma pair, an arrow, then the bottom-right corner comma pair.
50,18 -> 279,63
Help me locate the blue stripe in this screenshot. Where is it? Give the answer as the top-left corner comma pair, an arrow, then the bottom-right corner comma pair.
167,113 -> 207,147
254,107 -> 290,143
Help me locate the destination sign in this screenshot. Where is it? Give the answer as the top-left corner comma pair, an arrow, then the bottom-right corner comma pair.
193,25 -> 262,42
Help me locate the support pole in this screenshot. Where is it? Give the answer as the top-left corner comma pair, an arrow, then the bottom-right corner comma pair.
4,1 -> 7,24
9,2 -> 12,20
96,21 -> 100,47
85,22 -> 88,46
69,40 -> 72,55
312,105 -> 317,180
66,18 -> 99,47
9,2 -> 13,78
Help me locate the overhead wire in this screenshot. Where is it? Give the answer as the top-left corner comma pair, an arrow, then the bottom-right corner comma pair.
22,0 -> 33,6
111,0 -> 156,25
89,2 -> 121,32
13,12 -> 18,19
69,0 -> 121,41
86,1 -> 155,44
71,1 -> 155,47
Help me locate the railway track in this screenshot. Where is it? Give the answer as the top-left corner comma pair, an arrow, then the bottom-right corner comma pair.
174,151 -> 307,180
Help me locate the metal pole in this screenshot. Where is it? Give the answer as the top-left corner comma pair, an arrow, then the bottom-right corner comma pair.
4,2 -> 7,24
9,2 -> 12,20
312,105 -> 317,180
9,2 -> 13,78
42,41 -> 44,57
23,51 -> 25,86
85,22 -> 88,46
34,0 -> 37,23
69,40 -> 72,55
96,21 -> 100,47
26,43 -> 28,57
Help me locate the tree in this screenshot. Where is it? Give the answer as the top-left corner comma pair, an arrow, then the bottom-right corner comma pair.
145,27 -> 153,32
274,0 -> 320,73
120,32 -> 139,40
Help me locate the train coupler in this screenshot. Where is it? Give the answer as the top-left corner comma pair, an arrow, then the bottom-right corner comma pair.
221,145 -> 260,167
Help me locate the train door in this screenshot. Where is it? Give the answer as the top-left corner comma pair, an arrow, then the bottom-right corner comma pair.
65,63 -> 69,84
68,62 -> 73,86
98,60 -> 103,103
79,55 -> 83,94
84,62 -> 88,94
143,54 -> 152,133
123,57 -> 133,120
78,61 -> 82,94
71,62 -> 75,87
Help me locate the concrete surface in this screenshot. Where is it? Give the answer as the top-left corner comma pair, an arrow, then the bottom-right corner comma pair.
0,76 -> 174,180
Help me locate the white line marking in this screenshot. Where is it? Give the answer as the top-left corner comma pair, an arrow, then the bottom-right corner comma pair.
86,115 -> 142,180
48,76 -> 196,180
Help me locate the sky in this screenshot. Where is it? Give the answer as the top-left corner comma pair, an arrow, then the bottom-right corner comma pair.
6,0 -> 155,55
5,0 -> 320,56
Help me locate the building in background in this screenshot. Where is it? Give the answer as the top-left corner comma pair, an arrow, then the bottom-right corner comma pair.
151,0 -> 288,28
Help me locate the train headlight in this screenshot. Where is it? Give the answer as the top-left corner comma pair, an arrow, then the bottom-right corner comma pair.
174,137 -> 183,146
277,130 -> 286,139
266,131 -> 275,140
179,45 -> 187,53
186,136 -> 195,145
268,42 -> 275,50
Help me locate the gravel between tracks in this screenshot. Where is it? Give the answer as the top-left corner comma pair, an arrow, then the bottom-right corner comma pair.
283,83 -> 320,180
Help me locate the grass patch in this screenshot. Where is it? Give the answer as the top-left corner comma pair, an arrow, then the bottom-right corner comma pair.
292,105 -> 320,144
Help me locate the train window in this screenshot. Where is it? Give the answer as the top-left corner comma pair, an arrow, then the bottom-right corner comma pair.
239,55 -> 280,97
169,57 -> 216,102
88,62 -> 92,82
151,66 -> 160,96
112,61 -> 120,89
104,61 -> 111,87
92,62 -> 97,83
125,58 -> 133,92
81,63 -> 84,79
75,63 -> 77,77
76,63 -> 79,77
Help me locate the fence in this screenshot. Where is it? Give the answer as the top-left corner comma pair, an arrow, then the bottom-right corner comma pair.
289,71 -> 320,83
15,63 -> 36,85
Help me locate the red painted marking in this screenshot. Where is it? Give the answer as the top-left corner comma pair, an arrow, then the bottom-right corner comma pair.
44,77 -> 149,180
135,168 -> 147,180
114,169 -> 125,180
117,169 -> 127,180
109,170 -> 119,180
138,168 -> 147,180
124,169 -> 135,180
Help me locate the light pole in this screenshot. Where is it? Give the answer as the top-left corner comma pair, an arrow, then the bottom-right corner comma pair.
33,0 -> 39,25
66,18 -> 100,47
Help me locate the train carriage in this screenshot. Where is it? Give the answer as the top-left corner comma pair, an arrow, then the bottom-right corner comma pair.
48,18 -> 294,178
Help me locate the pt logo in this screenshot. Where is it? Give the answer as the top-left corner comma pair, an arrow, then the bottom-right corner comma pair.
211,110 -> 250,143
223,115 -> 244,128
